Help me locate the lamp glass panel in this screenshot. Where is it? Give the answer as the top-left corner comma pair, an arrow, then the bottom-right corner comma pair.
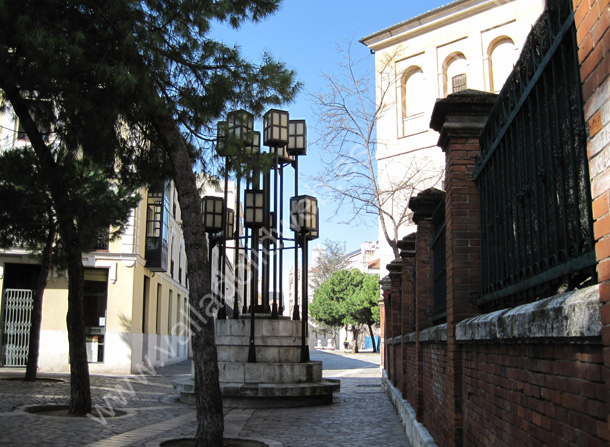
255,192 -> 263,207
255,209 -> 263,224
245,209 -> 254,223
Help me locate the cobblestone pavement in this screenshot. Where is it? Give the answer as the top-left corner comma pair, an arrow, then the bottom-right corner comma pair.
0,350 -> 410,447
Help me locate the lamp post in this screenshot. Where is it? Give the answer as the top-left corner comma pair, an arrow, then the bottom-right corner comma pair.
290,195 -> 319,363
202,195 -> 224,317
221,110 -> 256,319
263,109 -> 290,318
244,187 -> 265,362
286,119 -> 307,321
215,108 -> 311,363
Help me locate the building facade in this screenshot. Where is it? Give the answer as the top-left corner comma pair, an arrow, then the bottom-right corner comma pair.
377,0 -> 610,445
361,0 -> 545,274
0,106 -> 253,374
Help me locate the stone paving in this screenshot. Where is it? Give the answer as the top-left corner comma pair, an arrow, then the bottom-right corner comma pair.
0,350 -> 411,447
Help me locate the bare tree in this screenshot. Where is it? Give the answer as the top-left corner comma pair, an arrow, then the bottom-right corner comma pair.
310,239 -> 349,289
311,39 -> 443,258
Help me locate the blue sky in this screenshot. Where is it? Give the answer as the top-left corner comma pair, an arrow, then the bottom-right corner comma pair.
211,1 -> 448,253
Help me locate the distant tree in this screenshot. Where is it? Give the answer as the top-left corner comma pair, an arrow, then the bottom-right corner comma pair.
344,271 -> 380,353
310,239 -> 349,289
310,269 -> 380,353
311,39 -> 443,258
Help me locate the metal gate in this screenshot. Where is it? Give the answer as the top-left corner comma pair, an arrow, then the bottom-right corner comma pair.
1,289 -> 33,366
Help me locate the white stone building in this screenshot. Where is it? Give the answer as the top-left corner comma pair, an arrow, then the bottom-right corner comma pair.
360,0 -> 545,274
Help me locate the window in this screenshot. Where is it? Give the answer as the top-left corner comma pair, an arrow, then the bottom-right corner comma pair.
142,276 -> 150,334
489,37 -> 516,93
452,73 -> 467,92
84,268 -> 108,363
443,52 -> 468,96
156,283 -> 162,334
401,67 -> 426,118
168,290 -> 173,332
146,193 -> 163,237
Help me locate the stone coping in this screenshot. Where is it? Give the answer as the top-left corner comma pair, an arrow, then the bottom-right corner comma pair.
456,284 -> 601,342
403,332 -> 416,343
419,324 -> 447,343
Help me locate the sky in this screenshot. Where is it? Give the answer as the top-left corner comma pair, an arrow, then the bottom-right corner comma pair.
210,1 -> 449,253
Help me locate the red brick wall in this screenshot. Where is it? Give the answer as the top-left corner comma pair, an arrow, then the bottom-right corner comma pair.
401,255 -> 415,398
405,341 -> 418,405
462,343 -> 606,447
422,342 -> 451,447
574,0 -> 610,440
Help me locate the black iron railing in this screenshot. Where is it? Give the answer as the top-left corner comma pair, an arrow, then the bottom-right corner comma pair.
432,200 -> 447,322
474,0 -> 595,312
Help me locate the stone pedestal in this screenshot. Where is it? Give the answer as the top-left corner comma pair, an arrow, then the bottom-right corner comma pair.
174,316 -> 339,408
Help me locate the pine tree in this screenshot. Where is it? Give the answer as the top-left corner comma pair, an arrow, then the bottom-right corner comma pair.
0,1 -> 297,443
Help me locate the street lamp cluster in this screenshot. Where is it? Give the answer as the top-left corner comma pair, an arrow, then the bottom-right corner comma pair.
201,108 -> 318,363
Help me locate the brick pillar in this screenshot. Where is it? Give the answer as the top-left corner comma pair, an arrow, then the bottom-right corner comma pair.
430,90 -> 496,447
408,188 -> 445,419
380,276 -> 391,377
574,0 -> 610,440
398,233 -> 416,398
387,257 -> 403,391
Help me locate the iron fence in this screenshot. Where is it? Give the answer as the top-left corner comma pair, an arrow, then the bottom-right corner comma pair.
474,0 -> 595,311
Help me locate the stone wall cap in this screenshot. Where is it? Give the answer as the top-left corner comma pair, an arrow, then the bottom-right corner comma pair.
419,323 -> 448,343
398,232 -> 416,256
408,188 -> 445,222
456,284 -> 601,341
430,89 -> 498,132
386,257 -> 403,275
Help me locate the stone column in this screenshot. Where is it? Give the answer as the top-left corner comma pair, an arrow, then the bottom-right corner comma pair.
430,89 -> 496,446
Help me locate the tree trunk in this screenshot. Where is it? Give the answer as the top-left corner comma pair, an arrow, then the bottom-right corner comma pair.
367,323 -> 377,353
351,326 -> 360,353
151,111 -> 224,447
25,217 -> 55,381
2,85 -> 92,414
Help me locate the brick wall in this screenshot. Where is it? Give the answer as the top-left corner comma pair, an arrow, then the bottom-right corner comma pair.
379,2 -> 609,445
574,0 -> 610,440
462,343 -> 606,447
422,341 -> 450,447
404,340 -> 417,405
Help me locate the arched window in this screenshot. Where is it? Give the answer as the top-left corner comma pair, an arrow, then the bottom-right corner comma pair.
443,52 -> 468,97
489,37 -> 516,93
401,67 -> 425,119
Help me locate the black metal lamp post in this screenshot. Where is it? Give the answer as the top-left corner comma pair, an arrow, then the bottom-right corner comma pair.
286,119 -> 307,320
244,187 -> 265,363
263,109 -> 290,318
202,195 -> 225,317
220,110 -> 255,319
290,194 -> 319,363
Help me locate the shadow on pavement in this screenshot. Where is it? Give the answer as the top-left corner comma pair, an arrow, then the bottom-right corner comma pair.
310,349 -> 380,371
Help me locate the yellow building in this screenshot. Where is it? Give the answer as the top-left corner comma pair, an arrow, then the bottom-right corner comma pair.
0,108 -> 198,374
0,179 -> 191,374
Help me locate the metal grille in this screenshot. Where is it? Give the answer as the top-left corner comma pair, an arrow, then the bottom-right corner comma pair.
452,74 -> 467,93
432,201 -> 447,322
2,289 -> 33,366
474,0 -> 594,311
